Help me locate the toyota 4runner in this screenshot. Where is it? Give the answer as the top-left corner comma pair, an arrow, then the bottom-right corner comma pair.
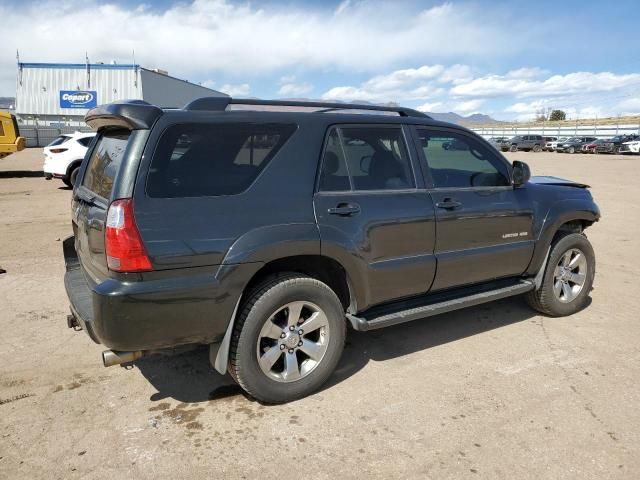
64,97 -> 600,403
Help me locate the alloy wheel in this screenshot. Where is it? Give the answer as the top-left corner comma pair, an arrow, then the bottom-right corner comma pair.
256,301 -> 330,383
553,248 -> 588,303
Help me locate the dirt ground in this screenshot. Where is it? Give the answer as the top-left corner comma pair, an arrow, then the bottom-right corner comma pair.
1,148 -> 639,479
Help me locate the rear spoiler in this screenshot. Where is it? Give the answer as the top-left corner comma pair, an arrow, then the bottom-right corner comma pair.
85,100 -> 163,131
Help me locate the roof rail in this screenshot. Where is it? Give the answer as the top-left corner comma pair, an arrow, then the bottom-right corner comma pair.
183,97 -> 429,118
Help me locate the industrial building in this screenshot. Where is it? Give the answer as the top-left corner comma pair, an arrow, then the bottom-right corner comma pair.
15,62 -> 226,129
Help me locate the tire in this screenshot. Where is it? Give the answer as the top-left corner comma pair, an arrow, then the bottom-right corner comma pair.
613,146 -> 620,154
568,146 -> 575,154
62,177 -> 72,188
526,233 -> 595,317
532,144 -> 541,152
229,273 -> 346,403
509,144 -> 518,152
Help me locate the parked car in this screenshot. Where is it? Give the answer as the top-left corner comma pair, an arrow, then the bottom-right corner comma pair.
64,97 -> 600,403
619,138 -> 640,155
43,132 -> 96,187
487,136 -> 510,150
581,138 -> 608,154
556,137 -> 598,154
594,135 -> 639,154
546,137 -> 569,152
504,135 -> 545,152
542,136 -> 558,151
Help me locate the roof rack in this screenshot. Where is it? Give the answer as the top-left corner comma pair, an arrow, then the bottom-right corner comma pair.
183,97 -> 429,118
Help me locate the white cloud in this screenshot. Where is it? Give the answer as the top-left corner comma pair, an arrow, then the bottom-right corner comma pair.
0,0 -> 526,94
451,71 -> 640,98
453,99 -> 484,114
504,100 -> 548,114
219,83 -> 250,97
277,82 -> 313,97
276,76 -> 313,97
416,101 -> 445,112
322,64 -> 457,102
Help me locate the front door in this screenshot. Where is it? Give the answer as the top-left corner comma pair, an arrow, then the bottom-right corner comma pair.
314,125 -> 437,310
414,127 -> 534,291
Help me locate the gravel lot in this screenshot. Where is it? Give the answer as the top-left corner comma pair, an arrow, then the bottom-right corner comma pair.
1,148 -> 639,479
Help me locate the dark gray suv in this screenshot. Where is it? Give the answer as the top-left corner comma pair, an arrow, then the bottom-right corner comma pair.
504,135 -> 545,152
64,97 -> 600,403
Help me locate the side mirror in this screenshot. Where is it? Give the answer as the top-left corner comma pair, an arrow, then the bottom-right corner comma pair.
512,160 -> 531,186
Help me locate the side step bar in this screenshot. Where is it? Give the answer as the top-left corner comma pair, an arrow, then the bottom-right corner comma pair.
347,279 -> 535,331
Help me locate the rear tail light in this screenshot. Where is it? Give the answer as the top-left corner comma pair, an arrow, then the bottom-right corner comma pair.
50,148 -> 68,154
105,198 -> 152,272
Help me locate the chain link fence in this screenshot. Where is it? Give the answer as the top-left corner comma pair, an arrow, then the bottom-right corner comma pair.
18,126 -> 92,147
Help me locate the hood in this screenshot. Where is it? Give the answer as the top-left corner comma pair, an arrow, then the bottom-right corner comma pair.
529,175 -> 589,189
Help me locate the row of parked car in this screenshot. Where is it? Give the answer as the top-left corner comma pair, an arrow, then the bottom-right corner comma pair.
488,134 -> 640,154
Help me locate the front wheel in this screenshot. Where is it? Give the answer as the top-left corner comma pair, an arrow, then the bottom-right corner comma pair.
229,274 -> 346,403
510,144 -> 518,152
526,233 -> 595,316
533,144 -> 542,152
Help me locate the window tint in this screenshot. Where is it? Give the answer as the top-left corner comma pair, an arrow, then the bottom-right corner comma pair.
147,123 -> 295,198
319,127 -> 414,191
82,130 -> 130,199
318,130 -> 350,191
77,137 -> 93,147
416,129 -> 510,188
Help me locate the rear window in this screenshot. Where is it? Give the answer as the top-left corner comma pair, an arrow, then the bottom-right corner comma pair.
81,130 -> 130,199
47,135 -> 70,147
147,123 -> 296,198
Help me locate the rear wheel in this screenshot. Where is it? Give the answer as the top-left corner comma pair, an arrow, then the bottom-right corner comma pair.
229,274 -> 346,403
568,146 -> 575,154
64,166 -> 80,188
526,233 -> 595,316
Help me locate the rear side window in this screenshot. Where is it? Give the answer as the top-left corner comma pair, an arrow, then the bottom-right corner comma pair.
82,130 -> 130,199
147,123 -> 296,198
77,137 -> 93,147
318,126 -> 415,191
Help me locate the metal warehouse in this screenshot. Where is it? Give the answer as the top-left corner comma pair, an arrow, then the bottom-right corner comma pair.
15,62 -> 226,127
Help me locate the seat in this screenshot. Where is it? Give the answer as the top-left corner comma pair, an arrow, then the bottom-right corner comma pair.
367,150 -> 407,190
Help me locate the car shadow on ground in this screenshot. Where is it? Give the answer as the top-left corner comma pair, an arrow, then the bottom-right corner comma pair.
0,170 -> 44,178
133,296 -> 538,405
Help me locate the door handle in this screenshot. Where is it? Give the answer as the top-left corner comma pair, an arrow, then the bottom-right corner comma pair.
435,198 -> 462,210
328,203 -> 361,216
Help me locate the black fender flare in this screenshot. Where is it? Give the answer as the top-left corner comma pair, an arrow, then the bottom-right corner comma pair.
525,198 -> 600,276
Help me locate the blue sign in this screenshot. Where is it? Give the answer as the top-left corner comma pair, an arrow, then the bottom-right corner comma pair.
59,90 -> 97,109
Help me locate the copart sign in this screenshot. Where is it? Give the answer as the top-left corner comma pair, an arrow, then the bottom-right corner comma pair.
60,91 -> 97,109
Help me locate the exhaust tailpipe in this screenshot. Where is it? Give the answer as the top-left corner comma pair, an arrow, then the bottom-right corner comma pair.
102,350 -> 144,367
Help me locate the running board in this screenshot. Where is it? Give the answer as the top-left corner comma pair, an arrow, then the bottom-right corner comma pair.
347,279 -> 535,331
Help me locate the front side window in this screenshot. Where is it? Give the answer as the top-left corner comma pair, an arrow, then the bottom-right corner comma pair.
147,123 -> 296,198
318,126 -> 415,191
416,129 -> 510,188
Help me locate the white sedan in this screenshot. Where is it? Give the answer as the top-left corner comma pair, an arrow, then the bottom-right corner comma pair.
619,139 -> 640,155
43,132 -> 95,187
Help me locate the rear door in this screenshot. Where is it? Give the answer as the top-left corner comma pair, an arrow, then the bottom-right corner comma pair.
413,127 -> 534,291
314,125 -> 436,309
72,129 -> 131,281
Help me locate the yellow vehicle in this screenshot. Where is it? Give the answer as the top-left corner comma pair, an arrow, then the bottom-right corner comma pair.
0,112 -> 26,159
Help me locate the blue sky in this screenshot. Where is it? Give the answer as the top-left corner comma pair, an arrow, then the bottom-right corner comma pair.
1,0 -> 639,119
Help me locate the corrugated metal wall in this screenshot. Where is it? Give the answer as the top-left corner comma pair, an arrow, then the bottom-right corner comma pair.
16,64 -> 142,116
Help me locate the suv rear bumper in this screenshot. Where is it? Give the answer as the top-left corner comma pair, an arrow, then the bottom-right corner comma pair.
63,236 -> 245,352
